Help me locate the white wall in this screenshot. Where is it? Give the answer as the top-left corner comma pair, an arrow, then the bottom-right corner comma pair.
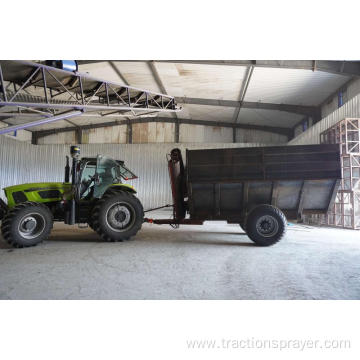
180,124 -> 233,143
38,131 -> 76,145
0,121 -> 32,143
236,128 -> 288,144
84,125 -> 128,144
37,122 -> 286,145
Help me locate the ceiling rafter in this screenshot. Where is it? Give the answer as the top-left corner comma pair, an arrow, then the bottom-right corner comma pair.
108,61 -> 130,86
176,96 -> 320,118
147,60 -> 179,141
232,65 -> 254,123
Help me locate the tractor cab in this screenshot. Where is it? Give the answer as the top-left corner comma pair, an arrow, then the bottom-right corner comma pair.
77,155 -> 138,200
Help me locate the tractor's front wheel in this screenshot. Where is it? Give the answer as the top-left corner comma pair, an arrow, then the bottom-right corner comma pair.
1,202 -> 53,248
90,191 -> 144,242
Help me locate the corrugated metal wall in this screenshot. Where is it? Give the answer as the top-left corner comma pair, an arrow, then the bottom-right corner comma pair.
321,78 -> 360,119
0,137 -> 266,208
288,93 -> 360,145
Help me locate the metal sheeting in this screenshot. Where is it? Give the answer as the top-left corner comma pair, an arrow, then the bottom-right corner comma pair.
140,62 -> 248,100
245,67 -> 350,106
0,137 -> 265,208
237,108 -> 303,128
180,124 -> 233,143
132,122 -> 174,143
177,103 -> 235,122
236,128 -> 288,144
321,77 -> 360,118
37,132 -> 76,145
0,136 -> 67,202
80,61 -> 161,93
289,93 -> 360,145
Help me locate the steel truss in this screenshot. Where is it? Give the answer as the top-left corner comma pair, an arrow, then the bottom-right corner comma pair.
0,61 -> 179,134
306,118 -> 360,229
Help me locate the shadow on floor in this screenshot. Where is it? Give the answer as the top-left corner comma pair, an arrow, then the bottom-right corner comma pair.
171,238 -> 255,247
0,228 -> 253,248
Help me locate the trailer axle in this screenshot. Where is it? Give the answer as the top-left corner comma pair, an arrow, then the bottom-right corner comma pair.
144,218 -> 204,225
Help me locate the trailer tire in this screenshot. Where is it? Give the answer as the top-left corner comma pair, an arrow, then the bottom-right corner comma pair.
245,204 -> 286,246
1,202 -> 53,248
91,191 -> 143,242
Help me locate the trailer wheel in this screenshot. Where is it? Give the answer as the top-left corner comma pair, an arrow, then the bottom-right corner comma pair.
245,204 -> 286,246
91,191 -> 144,242
1,202 -> 53,248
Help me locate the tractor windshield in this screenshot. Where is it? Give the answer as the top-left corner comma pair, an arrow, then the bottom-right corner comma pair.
93,155 -> 137,198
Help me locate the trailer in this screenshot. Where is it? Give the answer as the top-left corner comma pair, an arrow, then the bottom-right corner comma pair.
145,144 -> 342,246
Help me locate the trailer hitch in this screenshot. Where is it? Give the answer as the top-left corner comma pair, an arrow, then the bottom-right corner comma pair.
144,204 -> 173,213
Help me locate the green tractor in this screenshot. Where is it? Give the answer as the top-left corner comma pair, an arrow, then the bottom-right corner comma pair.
0,146 -> 144,248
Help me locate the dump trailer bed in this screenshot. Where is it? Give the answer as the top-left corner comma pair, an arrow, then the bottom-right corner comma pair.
186,144 -> 341,222
145,144 -> 342,246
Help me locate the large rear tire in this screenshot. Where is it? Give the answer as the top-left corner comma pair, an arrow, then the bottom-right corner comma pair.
245,204 -> 286,246
91,191 -> 143,242
1,202 -> 53,248
0,198 -> 8,221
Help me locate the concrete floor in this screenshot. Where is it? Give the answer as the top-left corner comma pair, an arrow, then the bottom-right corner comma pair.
0,211 -> 359,300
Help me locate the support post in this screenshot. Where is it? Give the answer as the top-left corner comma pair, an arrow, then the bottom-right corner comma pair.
76,128 -> 82,144
297,181 -> 308,221
41,68 -> 49,104
175,119 -> 179,143
127,120 -> 132,144
31,132 -> 38,145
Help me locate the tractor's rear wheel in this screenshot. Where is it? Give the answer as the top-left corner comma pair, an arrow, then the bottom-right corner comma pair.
1,202 -> 53,248
90,191 -> 143,242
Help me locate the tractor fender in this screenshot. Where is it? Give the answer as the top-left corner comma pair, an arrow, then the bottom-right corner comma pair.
105,184 -> 137,195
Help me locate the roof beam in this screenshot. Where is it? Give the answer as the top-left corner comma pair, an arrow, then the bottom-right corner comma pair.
33,116 -> 292,139
147,61 -> 167,94
108,61 -> 130,86
233,65 -> 254,123
176,96 -> 319,117
147,60 -> 179,141
78,60 -> 360,77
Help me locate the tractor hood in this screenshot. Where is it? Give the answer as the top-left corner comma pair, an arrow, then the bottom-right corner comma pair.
4,182 -> 71,192
3,182 -> 71,208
